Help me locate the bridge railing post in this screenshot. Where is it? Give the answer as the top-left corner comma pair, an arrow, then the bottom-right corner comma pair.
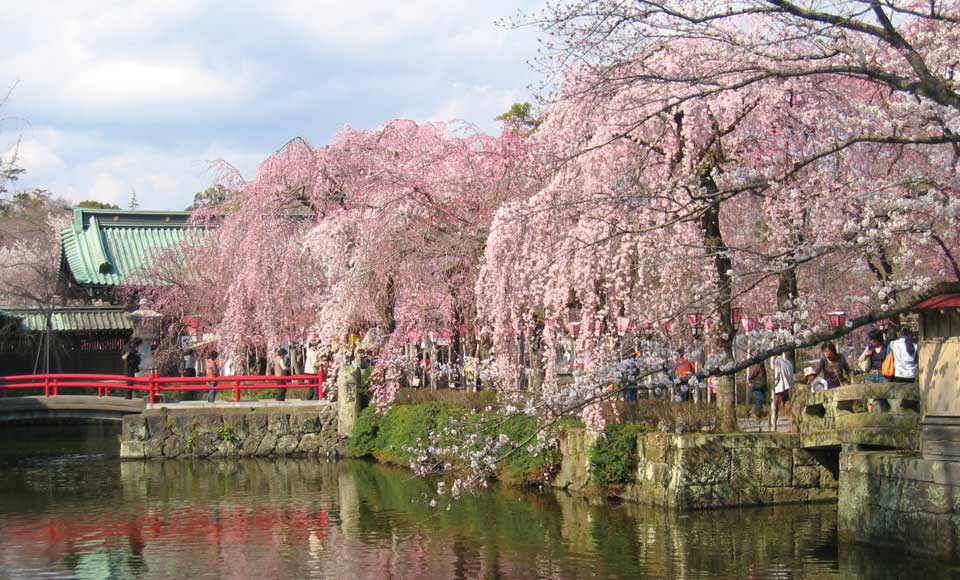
44,376 -> 50,397
318,369 -> 325,401
234,380 -> 241,402
149,373 -> 158,405
52,377 -> 59,396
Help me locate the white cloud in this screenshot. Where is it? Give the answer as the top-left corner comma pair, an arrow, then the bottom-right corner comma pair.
268,0 -> 542,62
423,84 -> 523,131
12,127 -> 266,210
4,129 -> 67,176
0,1 -> 543,210
0,2 -> 258,114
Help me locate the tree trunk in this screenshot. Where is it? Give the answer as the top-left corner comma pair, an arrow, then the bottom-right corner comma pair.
699,173 -> 737,432
777,267 -> 798,366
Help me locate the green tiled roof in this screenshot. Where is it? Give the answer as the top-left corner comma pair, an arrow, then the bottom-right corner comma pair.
0,306 -> 132,333
61,207 -> 195,287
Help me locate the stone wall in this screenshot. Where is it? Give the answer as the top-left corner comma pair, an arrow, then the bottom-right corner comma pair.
628,433 -> 839,509
551,428 -> 839,509
120,404 -> 344,460
553,428 -> 596,491
839,450 -> 960,562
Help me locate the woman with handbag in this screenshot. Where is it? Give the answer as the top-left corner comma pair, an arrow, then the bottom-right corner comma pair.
887,327 -> 918,382
859,330 -> 888,383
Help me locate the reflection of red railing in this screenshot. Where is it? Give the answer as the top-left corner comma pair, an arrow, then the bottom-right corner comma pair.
7,503 -> 329,566
0,371 -> 325,404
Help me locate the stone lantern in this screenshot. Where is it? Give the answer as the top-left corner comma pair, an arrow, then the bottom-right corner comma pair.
126,299 -> 161,374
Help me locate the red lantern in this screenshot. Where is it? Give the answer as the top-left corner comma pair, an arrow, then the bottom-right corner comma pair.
876,319 -> 891,330
661,320 -> 675,333
703,319 -> 713,333
428,331 -> 438,343
687,312 -> 703,328
761,313 -> 775,331
827,311 -> 847,328
742,317 -> 758,333
616,316 -> 632,334
731,307 -> 744,325
473,324 -> 482,339
566,321 -> 581,338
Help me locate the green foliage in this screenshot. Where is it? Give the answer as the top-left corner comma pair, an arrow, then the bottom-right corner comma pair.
373,401 -> 457,464
0,188 -> 56,217
216,424 -> 235,442
348,400 -> 560,486
347,406 -> 381,458
496,102 -> 542,132
495,414 -> 560,485
358,365 -> 373,408
76,200 -> 120,210
185,184 -> 229,212
588,423 -> 650,486
393,388 -> 497,412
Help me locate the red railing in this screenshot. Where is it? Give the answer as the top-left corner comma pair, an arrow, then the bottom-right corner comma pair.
0,371 -> 325,404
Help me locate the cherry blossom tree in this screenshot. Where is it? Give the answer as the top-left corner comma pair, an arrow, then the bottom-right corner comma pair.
478,0 -> 960,430
0,190 -> 70,372
142,120 -> 528,386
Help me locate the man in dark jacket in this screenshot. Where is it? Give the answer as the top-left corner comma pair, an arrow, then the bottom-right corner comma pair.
121,338 -> 143,399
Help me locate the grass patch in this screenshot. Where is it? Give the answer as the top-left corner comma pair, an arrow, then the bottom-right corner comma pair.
347,400 -> 560,486
392,388 -> 497,412
588,423 -> 651,486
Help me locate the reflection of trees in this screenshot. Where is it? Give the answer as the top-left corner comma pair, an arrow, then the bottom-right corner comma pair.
4,454 -> 948,579
617,502 -> 840,580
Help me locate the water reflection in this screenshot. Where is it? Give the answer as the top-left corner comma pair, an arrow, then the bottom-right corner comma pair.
0,423 -> 954,579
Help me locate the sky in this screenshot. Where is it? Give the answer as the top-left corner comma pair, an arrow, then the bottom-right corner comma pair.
0,1 -> 543,211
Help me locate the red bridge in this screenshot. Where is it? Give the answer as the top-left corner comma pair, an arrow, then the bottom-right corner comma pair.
0,372 -> 327,422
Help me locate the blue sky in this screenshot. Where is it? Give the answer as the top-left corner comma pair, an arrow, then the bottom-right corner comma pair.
1,1 -> 543,210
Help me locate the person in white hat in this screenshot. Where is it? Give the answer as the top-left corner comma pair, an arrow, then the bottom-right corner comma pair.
804,366 -> 827,392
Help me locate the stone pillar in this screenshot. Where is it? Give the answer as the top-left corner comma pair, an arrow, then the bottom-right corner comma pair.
338,363 -> 361,437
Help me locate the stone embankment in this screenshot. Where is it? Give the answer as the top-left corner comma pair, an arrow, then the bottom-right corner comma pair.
839,451 -> 960,561
553,429 -> 839,509
120,403 -> 343,460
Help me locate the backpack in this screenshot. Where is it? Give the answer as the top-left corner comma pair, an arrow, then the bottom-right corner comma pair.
881,345 -> 896,379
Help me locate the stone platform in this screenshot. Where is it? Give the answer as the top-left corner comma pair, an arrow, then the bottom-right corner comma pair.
120,402 -> 343,460
627,432 -> 839,509
553,429 -> 839,509
797,382 -> 920,450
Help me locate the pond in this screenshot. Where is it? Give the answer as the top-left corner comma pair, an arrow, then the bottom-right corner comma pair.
0,422 -> 951,579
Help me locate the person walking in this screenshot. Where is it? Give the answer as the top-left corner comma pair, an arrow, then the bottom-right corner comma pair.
304,342 -> 321,401
771,353 -> 794,432
673,349 -> 696,402
814,342 -> 853,389
749,360 -> 767,419
888,327 -> 919,382
858,330 -> 888,383
121,338 -> 143,399
274,348 -> 290,401
205,351 -> 220,403
182,349 -> 196,377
